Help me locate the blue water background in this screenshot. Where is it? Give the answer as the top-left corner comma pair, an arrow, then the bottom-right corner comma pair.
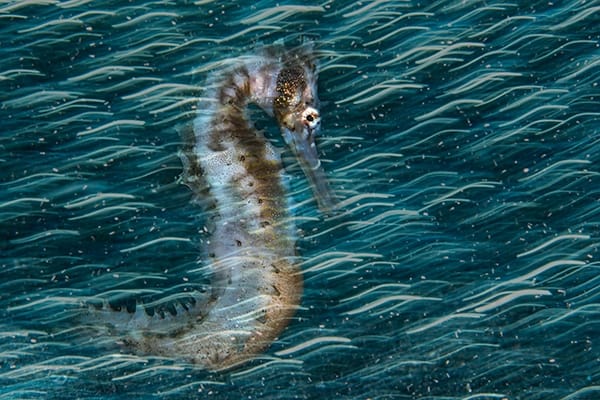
1,1 -> 599,399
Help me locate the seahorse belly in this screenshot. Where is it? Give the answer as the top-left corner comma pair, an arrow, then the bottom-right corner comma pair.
128,116 -> 302,370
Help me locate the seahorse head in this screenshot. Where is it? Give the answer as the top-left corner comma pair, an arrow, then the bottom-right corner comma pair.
274,59 -> 336,212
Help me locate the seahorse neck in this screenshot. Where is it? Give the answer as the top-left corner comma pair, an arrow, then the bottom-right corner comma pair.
215,62 -> 281,118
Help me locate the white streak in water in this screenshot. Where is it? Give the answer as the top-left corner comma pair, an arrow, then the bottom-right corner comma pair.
516,234 -> 590,258
275,336 -> 352,356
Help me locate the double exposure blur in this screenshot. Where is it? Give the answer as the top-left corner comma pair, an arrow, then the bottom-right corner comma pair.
1,1 -> 599,399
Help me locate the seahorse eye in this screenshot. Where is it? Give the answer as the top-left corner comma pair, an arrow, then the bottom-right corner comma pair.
302,107 -> 320,131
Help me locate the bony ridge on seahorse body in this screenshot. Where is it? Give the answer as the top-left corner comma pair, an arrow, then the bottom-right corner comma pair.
87,46 -> 336,371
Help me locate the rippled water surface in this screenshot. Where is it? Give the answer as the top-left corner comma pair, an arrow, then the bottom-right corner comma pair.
1,1 -> 599,399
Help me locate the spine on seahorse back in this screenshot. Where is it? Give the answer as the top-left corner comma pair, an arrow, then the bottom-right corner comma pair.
134,52 -> 305,370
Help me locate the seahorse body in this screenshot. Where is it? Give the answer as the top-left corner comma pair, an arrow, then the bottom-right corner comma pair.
88,46 -> 335,371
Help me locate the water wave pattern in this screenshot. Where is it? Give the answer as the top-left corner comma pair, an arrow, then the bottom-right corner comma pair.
1,0 -> 599,399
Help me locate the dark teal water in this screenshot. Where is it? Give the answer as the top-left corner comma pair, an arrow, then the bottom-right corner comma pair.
1,1 -> 599,399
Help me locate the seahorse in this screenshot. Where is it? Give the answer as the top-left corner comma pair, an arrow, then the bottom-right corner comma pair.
87,46 -> 335,371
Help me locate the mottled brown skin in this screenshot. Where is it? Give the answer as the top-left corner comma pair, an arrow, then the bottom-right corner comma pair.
98,48 -> 322,371
205,75 -> 303,368
174,50 -> 313,370
275,65 -> 307,112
